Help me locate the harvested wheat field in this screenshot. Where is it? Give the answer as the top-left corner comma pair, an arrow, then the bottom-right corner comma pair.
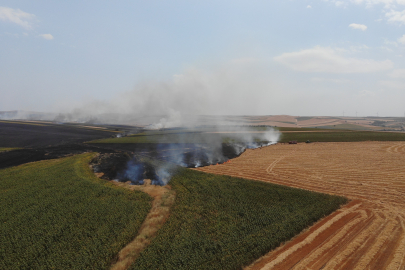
195,141 -> 405,269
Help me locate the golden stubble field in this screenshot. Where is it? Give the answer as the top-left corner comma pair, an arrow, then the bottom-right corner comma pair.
196,141 -> 405,270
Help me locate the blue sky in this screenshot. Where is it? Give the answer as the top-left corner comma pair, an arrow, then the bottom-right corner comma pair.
1,0 -> 405,117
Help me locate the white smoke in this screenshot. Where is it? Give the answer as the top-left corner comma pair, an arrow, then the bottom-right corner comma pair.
35,60 -> 278,127
146,109 -> 183,129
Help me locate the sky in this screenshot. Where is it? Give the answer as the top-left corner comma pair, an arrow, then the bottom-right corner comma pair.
1,0 -> 405,118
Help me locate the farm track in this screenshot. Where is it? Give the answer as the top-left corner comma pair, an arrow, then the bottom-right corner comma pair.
195,141 -> 405,269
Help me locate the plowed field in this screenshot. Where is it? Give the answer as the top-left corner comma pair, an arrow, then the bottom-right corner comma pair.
195,142 -> 405,269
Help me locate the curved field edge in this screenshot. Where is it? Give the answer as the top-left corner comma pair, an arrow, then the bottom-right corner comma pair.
0,153 -> 152,270
131,169 -> 348,270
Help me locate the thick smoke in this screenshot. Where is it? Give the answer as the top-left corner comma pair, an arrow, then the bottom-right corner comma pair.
1,64 -> 282,186
0,63 -> 278,127
65,64 -> 271,126
116,126 -> 280,185
74,66 -> 281,186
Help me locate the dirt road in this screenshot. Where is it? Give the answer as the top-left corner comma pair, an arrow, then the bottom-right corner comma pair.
196,142 -> 405,269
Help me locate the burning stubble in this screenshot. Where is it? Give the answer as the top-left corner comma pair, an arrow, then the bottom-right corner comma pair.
113,126 -> 280,186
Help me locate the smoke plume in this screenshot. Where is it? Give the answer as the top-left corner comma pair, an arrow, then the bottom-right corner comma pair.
116,126 -> 280,185
2,62 -> 282,186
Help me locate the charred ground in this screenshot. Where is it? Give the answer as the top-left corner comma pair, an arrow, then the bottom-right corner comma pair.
0,121 -> 124,148
89,143 -> 247,185
0,120 -> 131,170
0,121 -> 272,182
3,121 -> 405,182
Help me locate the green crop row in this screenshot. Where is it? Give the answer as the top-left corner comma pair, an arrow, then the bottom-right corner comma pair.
279,131 -> 405,143
131,169 -> 347,269
0,153 -> 152,270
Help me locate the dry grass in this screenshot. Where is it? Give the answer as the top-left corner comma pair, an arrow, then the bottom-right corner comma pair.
108,179 -> 176,270
92,170 -> 176,270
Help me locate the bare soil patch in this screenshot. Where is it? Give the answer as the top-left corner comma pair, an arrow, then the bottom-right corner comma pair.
196,141 -> 405,269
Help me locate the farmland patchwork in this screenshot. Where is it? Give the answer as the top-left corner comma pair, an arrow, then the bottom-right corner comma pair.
197,141 -> 405,269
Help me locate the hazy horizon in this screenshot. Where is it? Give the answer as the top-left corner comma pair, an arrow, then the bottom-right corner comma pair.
2,1 -> 405,119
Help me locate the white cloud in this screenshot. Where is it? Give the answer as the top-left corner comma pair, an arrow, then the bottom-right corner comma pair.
0,6 -> 35,29
389,68 -> 405,78
329,0 -> 405,25
398,34 -> 405,44
386,9 -> 405,23
335,1 -> 346,7
349,23 -> 368,30
39,33 -> 54,40
384,39 -> 398,46
307,5 -> 313,8
325,0 -> 349,7
349,44 -> 369,51
274,46 -> 393,73
381,46 -> 394,52
351,0 -> 405,9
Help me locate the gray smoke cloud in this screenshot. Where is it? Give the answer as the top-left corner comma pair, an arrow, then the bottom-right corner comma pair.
48,61 -> 279,127
116,126 -> 280,185
0,59 -> 284,128
1,61 -> 282,185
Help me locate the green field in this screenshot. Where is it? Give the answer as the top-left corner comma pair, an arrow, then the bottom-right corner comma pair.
0,147 -> 20,152
89,132 -> 262,144
8,124 -> 399,269
314,123 -> 374,130
131,169 -> 347,269
89,128 -> 405,144
279,130 -> 405,143
89,132 -> 217,143
0,153 -> 152,270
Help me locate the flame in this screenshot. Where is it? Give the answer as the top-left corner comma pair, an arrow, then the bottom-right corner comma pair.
218,160 -> 232,165
215,160 -> 232,165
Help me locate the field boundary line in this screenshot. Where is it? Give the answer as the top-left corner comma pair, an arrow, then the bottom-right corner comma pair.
294,209 -> 367,269
353,217 -> 396,270
386,216 -> 405,270
260,202 -> 361,270
109,180 -> 176,270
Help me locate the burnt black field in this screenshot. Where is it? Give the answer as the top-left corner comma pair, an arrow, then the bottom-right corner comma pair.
0,121 -> 118,148
89,143 -> 249,185
0,121 -> 254,184
0,144 -> 119,170
0,121 -> 124,170
90,143 -> 246,167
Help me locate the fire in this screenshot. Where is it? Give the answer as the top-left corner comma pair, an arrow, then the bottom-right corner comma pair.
216,160 -> 232,165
